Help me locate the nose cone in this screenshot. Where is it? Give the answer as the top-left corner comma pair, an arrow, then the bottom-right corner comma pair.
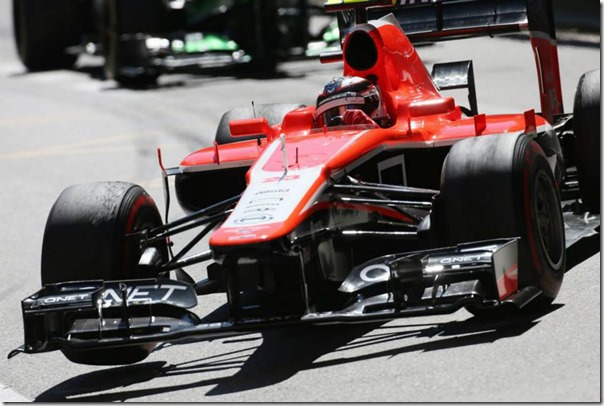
209,127 -> 374,248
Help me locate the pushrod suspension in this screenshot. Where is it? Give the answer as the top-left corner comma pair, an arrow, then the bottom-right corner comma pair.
150,194 -> 241,236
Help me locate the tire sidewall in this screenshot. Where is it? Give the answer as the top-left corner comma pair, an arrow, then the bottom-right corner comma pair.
512,137 -> 565,298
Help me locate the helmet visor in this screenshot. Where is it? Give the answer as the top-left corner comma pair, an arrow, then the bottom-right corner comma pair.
315,95 -> 365,127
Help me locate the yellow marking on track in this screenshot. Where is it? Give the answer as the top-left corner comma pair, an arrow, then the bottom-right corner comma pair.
0,133 -> 167,160
32,143 -> 188,158
0,110 -> 97,127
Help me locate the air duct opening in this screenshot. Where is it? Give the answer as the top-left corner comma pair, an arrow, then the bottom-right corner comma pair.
344,30 -> 378,72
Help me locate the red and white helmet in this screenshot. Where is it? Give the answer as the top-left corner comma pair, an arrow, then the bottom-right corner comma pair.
315,76 -> 388,127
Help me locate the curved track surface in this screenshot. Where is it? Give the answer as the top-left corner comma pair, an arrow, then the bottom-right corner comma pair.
0,2 -> 600,402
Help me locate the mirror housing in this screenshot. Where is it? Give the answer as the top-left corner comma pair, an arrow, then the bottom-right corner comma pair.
229,118 -> 275,142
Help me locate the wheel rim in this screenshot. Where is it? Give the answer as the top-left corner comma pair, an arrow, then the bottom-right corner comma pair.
122,196 -> 166,279
533,170 -> 564,268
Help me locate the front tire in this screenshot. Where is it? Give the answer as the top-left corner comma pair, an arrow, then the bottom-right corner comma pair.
13,0 -> 82,70
435,133 -> 565,312
103,0 -> 166,86
42,182 -> 168,365
573,69 -> 601,213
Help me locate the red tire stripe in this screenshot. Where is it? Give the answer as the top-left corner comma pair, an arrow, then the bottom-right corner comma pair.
523,149 -> 542,275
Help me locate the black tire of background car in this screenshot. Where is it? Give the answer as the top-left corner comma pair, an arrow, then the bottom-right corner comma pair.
434,133 -> 565,315
215,103 -> 305,144
103,0 -> 168,86
233,0 -> 280,72
12,0 -> 82,70
573,69 -> 601,214
41,182 -> 168,365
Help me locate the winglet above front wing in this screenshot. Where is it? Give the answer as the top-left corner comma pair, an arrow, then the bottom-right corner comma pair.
340,238 -> 519,302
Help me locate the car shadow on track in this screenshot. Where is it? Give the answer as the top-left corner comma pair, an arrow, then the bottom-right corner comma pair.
565,231 -> 600,272
34,303 -> 562,402
204,303 -> 562,397
70,62 -> 322,93
7,60 -> 318,89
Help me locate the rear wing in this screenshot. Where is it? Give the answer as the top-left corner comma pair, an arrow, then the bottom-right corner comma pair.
324,0 -> 563,121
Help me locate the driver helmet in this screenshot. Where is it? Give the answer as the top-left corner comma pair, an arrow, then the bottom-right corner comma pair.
314,76 -> 388,127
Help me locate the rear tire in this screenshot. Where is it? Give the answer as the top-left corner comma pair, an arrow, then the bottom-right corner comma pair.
435,133 -> 565,314
215,103 -> 304,144
42,182 -> 168,365
13,0 -> 82,70
573,69 -> 600,213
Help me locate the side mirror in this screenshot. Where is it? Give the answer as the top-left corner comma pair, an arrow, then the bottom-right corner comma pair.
229,118 -> 275,142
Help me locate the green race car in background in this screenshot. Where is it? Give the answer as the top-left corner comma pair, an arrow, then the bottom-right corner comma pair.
13,0 -> 338,85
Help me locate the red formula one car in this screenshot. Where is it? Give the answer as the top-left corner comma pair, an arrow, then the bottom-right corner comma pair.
10,0 -> 600,365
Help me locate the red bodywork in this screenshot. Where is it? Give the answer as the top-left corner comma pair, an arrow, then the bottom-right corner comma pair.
178,17 -> 550,251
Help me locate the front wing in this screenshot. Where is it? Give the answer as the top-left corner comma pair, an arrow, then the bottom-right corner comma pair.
10,238 -> 534,357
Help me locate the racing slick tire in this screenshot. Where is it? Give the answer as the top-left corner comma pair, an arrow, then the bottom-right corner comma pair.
436,133 -> 566,314
13,0 -> 82,70
573,69 -> 600,213
41,182 -> 168,365
103,0 -> 166,86
229,0 -> 280,74
215,103 -> 304,144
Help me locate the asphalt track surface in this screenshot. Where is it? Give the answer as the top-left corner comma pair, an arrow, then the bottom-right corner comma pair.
0,2 -> 600,402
